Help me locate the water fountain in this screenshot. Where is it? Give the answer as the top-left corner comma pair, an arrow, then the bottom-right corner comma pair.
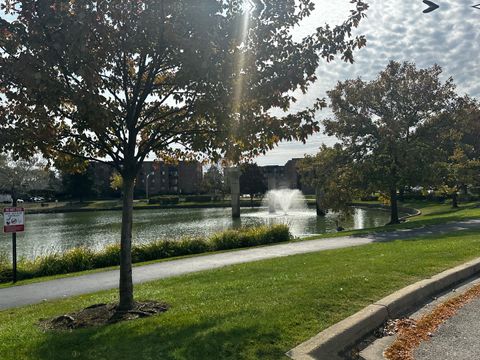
263,189 -> 308,215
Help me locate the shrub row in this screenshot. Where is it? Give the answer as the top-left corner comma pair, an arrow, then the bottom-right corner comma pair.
0,224 -> 290,283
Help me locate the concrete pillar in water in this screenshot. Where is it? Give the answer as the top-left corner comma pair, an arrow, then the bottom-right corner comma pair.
227,167 -> 241,218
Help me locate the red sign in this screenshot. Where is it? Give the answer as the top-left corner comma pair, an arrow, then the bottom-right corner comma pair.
3,207 -> 25,233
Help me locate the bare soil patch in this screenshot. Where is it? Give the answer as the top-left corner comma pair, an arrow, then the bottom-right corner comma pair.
39,301 -> 169,331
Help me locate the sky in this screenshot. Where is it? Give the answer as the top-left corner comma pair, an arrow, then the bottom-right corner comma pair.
255,0 -> 480,165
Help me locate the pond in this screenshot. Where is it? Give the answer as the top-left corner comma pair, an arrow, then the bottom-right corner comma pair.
0,206 -> 396,259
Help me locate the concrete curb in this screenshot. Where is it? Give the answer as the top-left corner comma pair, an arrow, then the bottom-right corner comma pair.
286,257 -> 480,360
399,207 -> 422,222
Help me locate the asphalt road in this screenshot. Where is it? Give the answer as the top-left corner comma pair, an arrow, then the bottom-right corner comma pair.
1,219 -> 479,311
415,296 -> 480,360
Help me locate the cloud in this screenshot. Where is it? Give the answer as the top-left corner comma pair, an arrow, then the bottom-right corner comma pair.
257,0 -> 480,165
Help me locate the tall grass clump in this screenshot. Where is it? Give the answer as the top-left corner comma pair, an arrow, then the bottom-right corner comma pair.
0,224 -> 291,283
209,225 -> 290,250
0,252 -> 11,283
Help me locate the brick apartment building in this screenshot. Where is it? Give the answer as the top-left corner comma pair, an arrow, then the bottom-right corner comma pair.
137,161 -> 203,195
90,161 -> 203,197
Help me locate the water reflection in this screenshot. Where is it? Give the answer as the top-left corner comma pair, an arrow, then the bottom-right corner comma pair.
0,206 -> 396,259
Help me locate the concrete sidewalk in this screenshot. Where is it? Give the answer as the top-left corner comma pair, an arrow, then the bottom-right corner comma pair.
1,219 -> 479,311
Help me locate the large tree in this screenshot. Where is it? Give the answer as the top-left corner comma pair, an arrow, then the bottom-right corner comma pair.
0,0 -> 368,311
0,154 -> 50,202
201,165 -> 225,198
239,162 -> 266,205
325,61 -> 457,224
298,144 -> 360,216
61,166 -> 96,201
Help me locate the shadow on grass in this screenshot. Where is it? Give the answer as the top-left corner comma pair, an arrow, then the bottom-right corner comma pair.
27,312 -> 283,360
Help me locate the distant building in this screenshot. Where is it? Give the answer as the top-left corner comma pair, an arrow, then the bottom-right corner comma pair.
260,158 -> 314,194
137,161 -> 203,195
261,160 -> 299,190
90,161 -> 203,197
178,162 -> 203,194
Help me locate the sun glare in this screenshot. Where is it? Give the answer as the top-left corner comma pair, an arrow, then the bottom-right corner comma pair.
232,0 -> 254,115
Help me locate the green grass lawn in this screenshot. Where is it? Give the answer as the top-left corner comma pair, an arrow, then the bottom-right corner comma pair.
1,229 -> 480,360
406,200 -> 480,221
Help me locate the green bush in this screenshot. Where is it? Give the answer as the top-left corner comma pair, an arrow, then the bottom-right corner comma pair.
0,224 -> 291,283
93,244 -> 120,268
209,225 -> 290,250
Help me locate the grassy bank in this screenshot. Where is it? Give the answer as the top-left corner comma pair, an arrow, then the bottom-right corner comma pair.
302,201 -> 480,241
0,225 -> 290,283
1,229 -> 480,359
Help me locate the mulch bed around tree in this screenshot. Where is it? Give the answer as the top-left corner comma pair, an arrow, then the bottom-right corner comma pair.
384,283 -> 480,360
39,301 -> 169,331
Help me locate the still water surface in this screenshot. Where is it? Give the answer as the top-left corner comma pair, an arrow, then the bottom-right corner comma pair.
1,206 -> 395,259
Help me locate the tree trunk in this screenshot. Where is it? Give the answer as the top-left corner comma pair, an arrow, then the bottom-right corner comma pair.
10,185 -> 17,205
11,186 -> 17,283
315,187 -> 326,217
250,194 -> 254,207
118,176 -> 135,311
452,192 -> 459,209
389,188 -> 400,225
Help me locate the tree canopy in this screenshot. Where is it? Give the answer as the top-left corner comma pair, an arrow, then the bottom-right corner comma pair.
298,144 -> 360,215
201,165 -> 225,197
0,0 -> 368,167
239,162 -> 266,202
61,166 -> 96,201
0,154 -> 50,200
423,97 -> 480,206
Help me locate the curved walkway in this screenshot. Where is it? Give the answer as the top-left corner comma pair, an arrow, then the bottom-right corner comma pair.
1,219 -> 479,311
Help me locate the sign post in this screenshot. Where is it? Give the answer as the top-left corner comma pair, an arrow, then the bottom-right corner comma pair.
3,207 -> 25,283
